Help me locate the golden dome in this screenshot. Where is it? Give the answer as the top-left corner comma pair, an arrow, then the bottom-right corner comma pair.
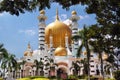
45,20 -> 72,48
72,10 -> 77,15
54,46 -> 67,56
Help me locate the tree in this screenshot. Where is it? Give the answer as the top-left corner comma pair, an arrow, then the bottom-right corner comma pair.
1,53 -> 17,78
88,25 -> 106,80
72,25 -> 91,80
71,61 -> 82,76
86,0 -> 120,50
88,24 -> 119,80
18,60 -> 26,78
1,53 -> 17,72
0,44 -> 7,63
34,59 -> 43,76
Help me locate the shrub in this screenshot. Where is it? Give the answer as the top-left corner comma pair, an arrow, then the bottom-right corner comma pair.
105,78 -> 115,80
90,76 -> 99,80
17,76 -> 49,80
68,75 -> 77,80
114,70 -> 120,80
49,76 -> 56,79
78,75 -> 87,79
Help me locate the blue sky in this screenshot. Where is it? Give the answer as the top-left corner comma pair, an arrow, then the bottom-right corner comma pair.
0,3 -> 97,58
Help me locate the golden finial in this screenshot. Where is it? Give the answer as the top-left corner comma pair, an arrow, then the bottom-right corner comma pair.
56,8 -> 59,20
72,10 -> 77,15
40,10 -> 45,14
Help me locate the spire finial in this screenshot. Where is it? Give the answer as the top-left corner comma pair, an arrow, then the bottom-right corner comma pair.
28,42 -> 31,49
56,8 -> 59,20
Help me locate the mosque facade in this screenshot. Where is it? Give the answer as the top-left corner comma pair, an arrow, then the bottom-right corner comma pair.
17,10 -> 101,78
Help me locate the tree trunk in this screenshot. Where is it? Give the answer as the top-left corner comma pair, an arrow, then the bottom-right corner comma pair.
99,52 -> 105,80
87,53 -> 90,80
86,42 -> 90,80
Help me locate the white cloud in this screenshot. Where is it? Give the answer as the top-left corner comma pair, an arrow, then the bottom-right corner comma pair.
19,29 -> 36,36
60,14 -> 67,21
79,15 -> 89,19
53,14 -> 67,21
0,12 -> 9,17
63,19 -> 72,26
0,13 -> 4,16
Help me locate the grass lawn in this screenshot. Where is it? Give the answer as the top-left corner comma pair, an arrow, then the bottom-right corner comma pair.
17,77 -> 49,80
0,77 -> 3,80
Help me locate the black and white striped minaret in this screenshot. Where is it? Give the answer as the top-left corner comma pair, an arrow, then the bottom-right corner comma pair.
70,10 -> 80,56
38,10 -> 47,50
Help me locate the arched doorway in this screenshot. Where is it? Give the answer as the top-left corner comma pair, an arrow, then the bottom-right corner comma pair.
24,66 -> 32,77
57,67 -> 67,79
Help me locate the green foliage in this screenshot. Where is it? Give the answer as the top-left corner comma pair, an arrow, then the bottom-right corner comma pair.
49,76 -> 56,79
90,76 -> 99,80
68,75 -> 76,79
78,75 -> 87,79
29,76 -> 46,79
105,78 -> 115,80
17,76 -> 49,80
114,70 -> 120,80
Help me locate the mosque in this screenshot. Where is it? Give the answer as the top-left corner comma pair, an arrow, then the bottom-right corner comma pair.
16,9 -> 106,78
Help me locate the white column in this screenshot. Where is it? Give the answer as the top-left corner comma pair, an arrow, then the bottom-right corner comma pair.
65,33 -> 68,48
110,68 -> 113,78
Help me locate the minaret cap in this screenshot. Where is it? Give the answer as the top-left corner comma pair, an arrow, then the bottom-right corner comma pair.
40,10 -> 45,14
71,10 -> 77,15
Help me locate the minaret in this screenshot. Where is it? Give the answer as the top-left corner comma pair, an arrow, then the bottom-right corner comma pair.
70,10 -> 80,56
38,10 -> 47,50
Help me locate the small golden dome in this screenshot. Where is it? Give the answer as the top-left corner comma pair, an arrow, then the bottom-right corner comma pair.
83,51 -> 87,55
45,20 -> 72,48
54,46 -> 67,56
40,10 -> 45,14
102,53 -> 108,60
72,10 -> 77,15
24,43 -> 33,56
24,51 -> 28,56
24,51 -> 33,56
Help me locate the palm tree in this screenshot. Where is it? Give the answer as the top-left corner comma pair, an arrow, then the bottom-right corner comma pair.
0,44 -> 7,63
20,60 -> 26,78
0,44 -> 8,77
2,53 -> 17,71
1,53 -> 17,79
34,59 -> 39,75
72,25 -> 91,80
88,25 -> 110,80
71,61 -> 81,76
34,59 -> 44,76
